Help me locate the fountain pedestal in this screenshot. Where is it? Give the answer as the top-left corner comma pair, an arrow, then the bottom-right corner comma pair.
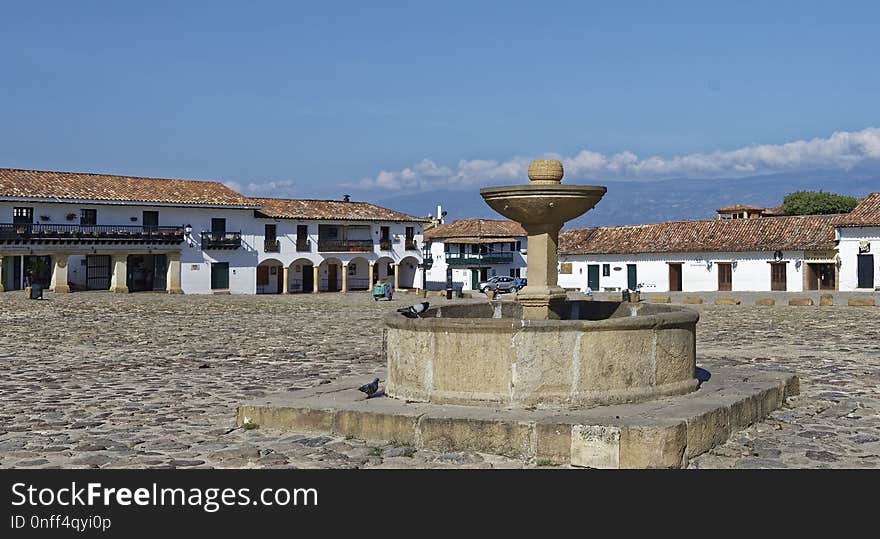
480,159 -> 605,320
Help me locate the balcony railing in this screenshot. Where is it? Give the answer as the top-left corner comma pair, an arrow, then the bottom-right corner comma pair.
0,223 -> 184,243
296,239 -> 311,252
445,252 -> 514,266
405,239 -> 418,250
264,239 -> 280,252
379,239 -> 392,251
317,239 -> 374,252
201,231 -> 242,250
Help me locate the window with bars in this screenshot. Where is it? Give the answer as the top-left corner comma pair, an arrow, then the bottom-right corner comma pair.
13,207 -> 33,224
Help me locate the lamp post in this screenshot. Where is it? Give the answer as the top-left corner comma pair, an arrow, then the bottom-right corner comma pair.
420,240 -> 433,298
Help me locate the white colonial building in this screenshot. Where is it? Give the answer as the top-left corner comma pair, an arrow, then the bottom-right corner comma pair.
558,213 -> 847,293
423,219 -> 527,291
835,193 -> 880,291
0,168 -> 427,295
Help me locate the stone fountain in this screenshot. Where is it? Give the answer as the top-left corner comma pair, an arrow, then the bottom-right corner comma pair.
236,159 -> 799,468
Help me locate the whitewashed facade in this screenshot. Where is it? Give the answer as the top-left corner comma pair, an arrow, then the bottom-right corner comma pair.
0,169 -> 426,295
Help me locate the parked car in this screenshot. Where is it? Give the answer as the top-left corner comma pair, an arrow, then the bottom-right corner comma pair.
478,276 -> 520,294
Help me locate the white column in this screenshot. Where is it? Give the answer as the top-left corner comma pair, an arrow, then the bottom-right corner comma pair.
166,252 -> 182,294
110,254 -> 129,293
393,263 -> 400,290
282,266 -> 290,294
51,254 -> 71,293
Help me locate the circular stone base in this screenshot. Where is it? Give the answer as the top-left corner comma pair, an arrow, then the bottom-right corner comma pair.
384,301 -> 700,409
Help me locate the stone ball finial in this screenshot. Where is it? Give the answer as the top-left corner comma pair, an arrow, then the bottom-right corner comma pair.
527,159 -> 564,184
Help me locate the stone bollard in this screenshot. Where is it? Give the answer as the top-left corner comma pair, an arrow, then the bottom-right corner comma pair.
755,298 -> 775,306
683,297 -> 703,304
819,294 -> 833,306
788,298 -> 814,306
848,297 -> 876,307
714,298 -> 741,305
650,296 -> 672,303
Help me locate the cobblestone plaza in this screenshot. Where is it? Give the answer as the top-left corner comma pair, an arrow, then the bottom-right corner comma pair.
0,292 -> 878,469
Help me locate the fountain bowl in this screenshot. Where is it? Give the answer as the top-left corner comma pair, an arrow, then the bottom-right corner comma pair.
385,300 -> 699,409
480,185 -> 607,226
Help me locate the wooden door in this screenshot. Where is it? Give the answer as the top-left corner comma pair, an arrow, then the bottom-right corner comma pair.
669,263 -> 682,291
587,265 -> 600,290
302,265 -> 314,291
328,264 -> 338,292
858,255 -> 874,289
627,264 -> 638,290
717,263 -> 732,291
770,263 -> 787,291
211,262 -> 229,290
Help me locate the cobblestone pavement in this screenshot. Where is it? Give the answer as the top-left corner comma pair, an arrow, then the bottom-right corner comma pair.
0,291 -> 877,469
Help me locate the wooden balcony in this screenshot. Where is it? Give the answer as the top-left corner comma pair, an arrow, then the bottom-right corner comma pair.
317,239 -> 373,252
445,252 -> 514,266
201,231 -> 242,250
0,223 -> 184,245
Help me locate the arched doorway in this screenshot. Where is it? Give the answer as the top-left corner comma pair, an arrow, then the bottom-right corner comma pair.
256,258 -> 284,294
398,256 -> 419,289
318,257 -> 343,292
374,256 -> 395,286
347,257 -> 371,291
289,258 -> 314,293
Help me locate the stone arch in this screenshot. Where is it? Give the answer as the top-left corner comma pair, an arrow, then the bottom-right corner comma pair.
346,256 -> 371,291
318,257 -> 344,292
289,257 -> 315,293
257,258 -> 284,294
398,256 -> 420,289
374,256 -> 395,286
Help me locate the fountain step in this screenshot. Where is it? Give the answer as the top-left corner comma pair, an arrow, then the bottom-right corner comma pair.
236,366 -> 798,469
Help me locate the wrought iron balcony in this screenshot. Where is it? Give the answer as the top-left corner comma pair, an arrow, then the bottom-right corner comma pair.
296,239 -> 311,252
201,231 -> 242,250
444,252 -> 514,266
0,223 -> 184,244
264,239 -> 280,253
317,239 -> 374,252
379,239 -> 393,251
405,239 -> 418,251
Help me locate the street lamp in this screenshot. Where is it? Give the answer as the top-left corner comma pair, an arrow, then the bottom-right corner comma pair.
420,240 -> 433,298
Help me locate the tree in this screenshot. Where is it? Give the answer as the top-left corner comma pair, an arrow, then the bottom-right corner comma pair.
781,190 -> 858,215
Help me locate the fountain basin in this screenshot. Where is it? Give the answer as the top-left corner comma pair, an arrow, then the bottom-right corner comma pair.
480,185 -> 607,226
385,301 -> 699,409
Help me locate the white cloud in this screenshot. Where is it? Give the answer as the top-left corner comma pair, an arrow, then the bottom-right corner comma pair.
224,179 -> 298,198
353,127 -> 880,190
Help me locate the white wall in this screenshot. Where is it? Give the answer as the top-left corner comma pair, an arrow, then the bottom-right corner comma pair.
558,250 -> 806,292
838,226 -> 880,290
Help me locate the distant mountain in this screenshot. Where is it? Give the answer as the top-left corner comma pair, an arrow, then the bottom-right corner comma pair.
357,171 -> 880,229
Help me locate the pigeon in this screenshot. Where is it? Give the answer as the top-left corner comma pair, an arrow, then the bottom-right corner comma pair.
358,377 -> 380,397
397,301 -> 429,318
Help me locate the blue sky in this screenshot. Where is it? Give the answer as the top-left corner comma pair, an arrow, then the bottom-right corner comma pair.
1,1 -> 879,200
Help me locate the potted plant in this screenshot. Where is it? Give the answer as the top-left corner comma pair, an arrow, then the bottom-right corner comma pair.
66,213 -> 77,221
39,215 -> 51,222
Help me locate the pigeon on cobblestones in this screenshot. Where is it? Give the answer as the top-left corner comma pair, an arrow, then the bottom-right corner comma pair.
397,302 -> 429,318
358,378 -> 380,397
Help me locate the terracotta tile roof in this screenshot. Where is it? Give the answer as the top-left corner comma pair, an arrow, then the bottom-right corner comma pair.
0,168 -> 257,207
837,193 -> 880,227
252,197 -> 428,222
559,214 -> 840,255
424,219 -> 527,241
